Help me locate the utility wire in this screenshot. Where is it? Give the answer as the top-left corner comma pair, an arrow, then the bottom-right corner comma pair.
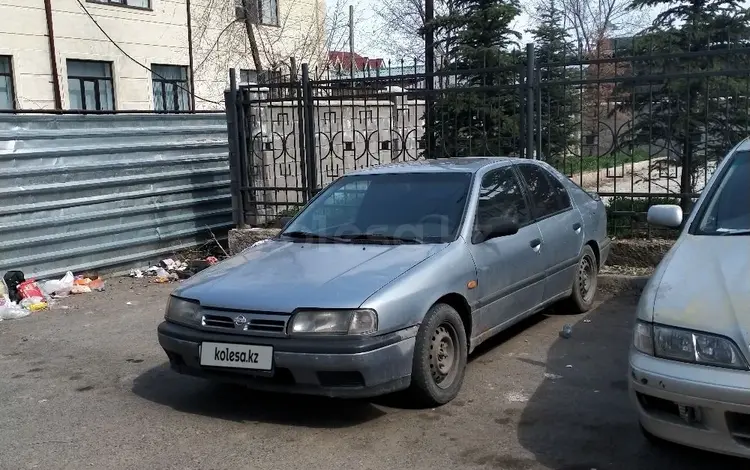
75,0 -> 222,106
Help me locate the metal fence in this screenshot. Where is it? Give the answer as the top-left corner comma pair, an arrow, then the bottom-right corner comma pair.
227,38 -> 750,237
0,112 -> 231,279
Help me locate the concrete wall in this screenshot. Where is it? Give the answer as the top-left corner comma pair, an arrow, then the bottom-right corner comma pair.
0,0 -> 325,111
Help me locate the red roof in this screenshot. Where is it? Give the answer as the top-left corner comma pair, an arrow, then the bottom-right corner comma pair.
328,51 -> 384,71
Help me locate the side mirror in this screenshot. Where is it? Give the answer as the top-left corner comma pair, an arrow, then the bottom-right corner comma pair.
647,204 -> 683,228
472,219 -> 520,243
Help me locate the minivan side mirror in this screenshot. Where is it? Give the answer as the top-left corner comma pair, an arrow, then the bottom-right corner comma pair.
472,219 -> 520,243
647,204 -> 683,228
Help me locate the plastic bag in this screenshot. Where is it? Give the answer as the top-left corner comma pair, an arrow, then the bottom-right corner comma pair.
0,296 -> 30,320
17,280 -> 45,300
41,271 -> 75,297
20,297 -> 48,312
71,285 -> 92,294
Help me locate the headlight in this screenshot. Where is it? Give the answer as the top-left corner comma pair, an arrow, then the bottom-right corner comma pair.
288,309 -> 378,336
165,296 -> 201,324
634,321 -> 747,370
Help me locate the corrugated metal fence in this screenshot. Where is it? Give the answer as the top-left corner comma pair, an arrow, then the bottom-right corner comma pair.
0,113 -> 232,279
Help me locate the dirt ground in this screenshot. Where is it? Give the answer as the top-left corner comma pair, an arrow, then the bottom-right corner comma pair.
0,277 -> 744,470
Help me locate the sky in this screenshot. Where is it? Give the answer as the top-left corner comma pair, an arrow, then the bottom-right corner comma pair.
330,0 -> 536,61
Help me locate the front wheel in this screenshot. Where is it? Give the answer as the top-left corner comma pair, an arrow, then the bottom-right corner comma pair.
566,244 -> 598,313
408,303 -> 468,407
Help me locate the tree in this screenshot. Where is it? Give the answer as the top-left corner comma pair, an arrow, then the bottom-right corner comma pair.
526,0 -> 647,56
191,0 -> 352,87
369,0 -> 457,62
528,0 -> 578,161
615,0 -> 750,207
429,0 -> 523,158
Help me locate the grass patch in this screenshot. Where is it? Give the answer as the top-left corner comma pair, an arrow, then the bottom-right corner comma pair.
551,150 -> 652,175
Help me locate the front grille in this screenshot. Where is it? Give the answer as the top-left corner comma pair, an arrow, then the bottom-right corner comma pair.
247,319 -> 285,333
202,314 -> 234,328
201,310 -> 289,335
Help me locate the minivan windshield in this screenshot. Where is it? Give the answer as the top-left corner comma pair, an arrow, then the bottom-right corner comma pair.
696,150 -> 750,235
282,172 -> 473,243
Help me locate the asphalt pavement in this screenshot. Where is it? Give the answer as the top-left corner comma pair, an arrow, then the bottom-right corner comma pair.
0,277 -> 744,470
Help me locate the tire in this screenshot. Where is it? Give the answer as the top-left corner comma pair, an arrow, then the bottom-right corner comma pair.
566,244 -> 598,313
408,303 -> 468,407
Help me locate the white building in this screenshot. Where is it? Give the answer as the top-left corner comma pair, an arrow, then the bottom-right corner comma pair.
0,0 -> 326,111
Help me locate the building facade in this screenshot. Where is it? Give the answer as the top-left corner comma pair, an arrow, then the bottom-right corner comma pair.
0,0 -> 325,111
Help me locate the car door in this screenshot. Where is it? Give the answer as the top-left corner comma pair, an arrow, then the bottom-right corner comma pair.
467,166 -> 546,336
515,162 -> 584,301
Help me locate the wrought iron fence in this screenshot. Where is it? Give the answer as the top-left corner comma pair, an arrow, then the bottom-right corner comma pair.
227,37 -> 750,237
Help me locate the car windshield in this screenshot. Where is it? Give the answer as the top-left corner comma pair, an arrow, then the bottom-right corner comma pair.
696,150 -> 750,235
282,172 -> 473,243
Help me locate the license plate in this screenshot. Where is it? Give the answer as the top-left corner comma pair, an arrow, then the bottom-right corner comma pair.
200,342 -> 273,371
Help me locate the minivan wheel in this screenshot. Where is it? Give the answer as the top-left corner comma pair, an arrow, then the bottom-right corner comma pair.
408,303 -> 468,407
566,245 -> 598,313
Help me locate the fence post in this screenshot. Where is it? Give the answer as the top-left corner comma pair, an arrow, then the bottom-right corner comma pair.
301,64 -> 318,198
225,68 -> 245,227
525,43 -> 535,160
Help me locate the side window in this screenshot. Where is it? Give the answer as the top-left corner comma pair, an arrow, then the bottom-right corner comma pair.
476,167 -> 531,228
517,164 -> 570,219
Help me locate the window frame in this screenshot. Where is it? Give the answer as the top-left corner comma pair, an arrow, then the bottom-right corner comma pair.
151,64 -> 191,112
472,165 -> 534,244
514,162 -> 573,222
86,0 -> 152,11
0,55 -> 16,111
66,59 -> 116,111
259,0 -> 280,26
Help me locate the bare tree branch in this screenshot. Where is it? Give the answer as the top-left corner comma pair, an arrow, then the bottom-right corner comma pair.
526,0 -> 649,55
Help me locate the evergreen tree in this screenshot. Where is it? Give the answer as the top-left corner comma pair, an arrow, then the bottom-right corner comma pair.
529,0 -> 577,162
428,0 -> 522,158
616,0 -> 750,205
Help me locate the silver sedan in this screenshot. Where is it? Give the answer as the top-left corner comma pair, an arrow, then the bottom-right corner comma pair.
630,138 -> 750,456
158,157 -> 610,406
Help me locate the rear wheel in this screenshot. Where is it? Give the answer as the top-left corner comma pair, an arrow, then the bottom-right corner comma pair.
408,303 -> 468,407
566,245 -> 598,313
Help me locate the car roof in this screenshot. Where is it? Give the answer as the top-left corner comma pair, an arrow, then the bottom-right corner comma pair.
347,156 -> 526,175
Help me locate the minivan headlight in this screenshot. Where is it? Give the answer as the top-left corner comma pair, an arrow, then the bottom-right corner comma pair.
288,309 -> 378,336
634,321 -> 748,370
165,296 -> 202,324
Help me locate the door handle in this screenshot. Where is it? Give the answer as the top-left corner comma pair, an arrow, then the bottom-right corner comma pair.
529,238 -> 542,252
573,223 -> 582,233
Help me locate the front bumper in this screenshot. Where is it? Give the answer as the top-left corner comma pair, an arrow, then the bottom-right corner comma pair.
599,237 -> 612,268
157,321 -> 417,398
630,349 -> 750,458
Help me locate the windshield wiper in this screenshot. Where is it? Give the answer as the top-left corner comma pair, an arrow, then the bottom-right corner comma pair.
339,233 -> 423,244
718,229 -> 750,236
281,231 -> 348,243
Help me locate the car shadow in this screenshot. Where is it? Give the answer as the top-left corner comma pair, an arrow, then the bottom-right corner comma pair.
516,289 -> 747,469
131,363 -> 386,428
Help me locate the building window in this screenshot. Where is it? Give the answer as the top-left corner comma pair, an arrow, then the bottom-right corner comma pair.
87,0 -> 151,9
67,59 -> 115,111
151,65 -> 190,111
240,69 -> 258,84
237,0 -> 279,26
0,56 -> 15,110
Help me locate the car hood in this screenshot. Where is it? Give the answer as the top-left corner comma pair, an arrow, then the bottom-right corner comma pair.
651,235 -> 750,340
173,240 -> 447,312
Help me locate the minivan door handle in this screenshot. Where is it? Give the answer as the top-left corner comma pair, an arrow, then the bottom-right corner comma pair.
573,223 -> 582,233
